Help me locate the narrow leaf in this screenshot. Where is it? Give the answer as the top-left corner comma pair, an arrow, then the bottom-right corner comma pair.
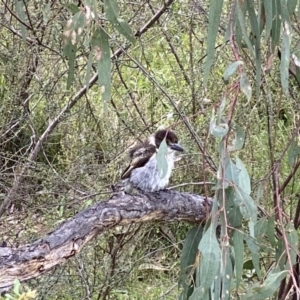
245,0 -> 261,97
203,0 -> 224,85
287,0 -> 297,15
242,270 -> 288,300
234,187 -> 257,223
85,51 -> 93,93
221,247 -> 233,300
280,21 -> 291,95
198,224 -> 220,292
271,0 -> 281,52
285,222 -> 298,265
104,0 -> 135,44
262,0 -> 272,41
266,215 -> 276,247
91,28 -> 111,102
63,42 -> 77,89
156,138 -> 168,179
245,236 -> 261,279
236,3 -> 255,57
223,61 -> 243,83
16,0 -> 27,41
240,72 -> 252,102
224,156 -> 240,187
179,227 -> 204,288
225,188 -> 243,228
233,230 -> 244,289
235,157 -> 251,195
210,109 -> 229,138
228,123 -> 245,152
288,141 -> 300,166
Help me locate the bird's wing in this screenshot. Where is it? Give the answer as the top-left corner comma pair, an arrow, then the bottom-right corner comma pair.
121,144 -> 156,179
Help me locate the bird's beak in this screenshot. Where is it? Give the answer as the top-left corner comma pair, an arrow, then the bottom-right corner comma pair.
170,143 -> 184,152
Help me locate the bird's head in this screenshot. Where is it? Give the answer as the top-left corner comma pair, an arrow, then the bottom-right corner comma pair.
153,129 -> 184,152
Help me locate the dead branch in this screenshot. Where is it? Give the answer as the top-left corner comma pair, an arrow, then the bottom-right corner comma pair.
0,189 -> 211,291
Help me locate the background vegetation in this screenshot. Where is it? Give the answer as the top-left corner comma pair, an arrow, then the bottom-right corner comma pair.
0,0 -> 300,299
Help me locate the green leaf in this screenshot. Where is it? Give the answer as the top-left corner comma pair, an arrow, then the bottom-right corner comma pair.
225,188 -> 243,228
236,3 -> 255,57
285,222 -> 298,265
287,0 -> 297,15
220,247 -> 233,300
63,42 -> 77,89
266,215 -> 276,247
91,28 -> 111,102
197,224 -> 220,294
233,230 -> 244,289
240,72 -> 252,102
210,109 -> 229,138
235,157 -> 251,195
13,279 -> 21,295
179,227 -> 203,288
254,217 -> 267,242
65,3 -> 80,14
271,0 -> 281,52
228,124 -> 245,152
104,0 -> 135,44
223,61 -> 243,83
16,0 -> 27,41
224,156 -> 240,187
156,138 -> 168,179
85,51 -> 93,93
280,22 -> 291,95
288,141 -> 300,166
242,270 -> 288,300
245,236 -> 261,279
234,187 -> 257,223
203,0 -> 224,85
246,0 -> 262,98
263,0 -> 272,41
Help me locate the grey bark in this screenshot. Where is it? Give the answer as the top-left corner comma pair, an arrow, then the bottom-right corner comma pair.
0,189 -> 211,291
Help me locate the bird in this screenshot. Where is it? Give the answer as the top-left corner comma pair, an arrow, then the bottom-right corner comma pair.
121,129 -> 184,193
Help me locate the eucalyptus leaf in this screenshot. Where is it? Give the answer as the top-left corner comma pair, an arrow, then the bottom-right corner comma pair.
262,0 -> 272,41
242,270 -> 288,300
224,156 -> 240,187
240,72 -> 252,103
225,188 -> 243,228
232,230 -> 244,289
223,61 -> 243,83
198,224 -> 220,293
236,3 -> 255,57
288,141 -> 300,166
285,222 -> 298,265
203,0 -> 224,85
13,279 -> 21,296
16,0 -> 27,41
63,42 -> 77,89
271,0 -> 281,52
228,124 -> 246,152
85,51 -> 93,93
156,138 -> 168,179
221,246 -> 233,300
235,157 -> 251,195
104,0 -> 135,44
280,22 -> 291,95
266,215 -> 276,247
91,28 -> 111,102
245,236 -> 261,279
179,227 -> 204,288
287,0 -> 297,15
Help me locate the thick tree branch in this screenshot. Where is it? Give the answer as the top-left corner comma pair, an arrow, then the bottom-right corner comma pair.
0,190 -> 212,291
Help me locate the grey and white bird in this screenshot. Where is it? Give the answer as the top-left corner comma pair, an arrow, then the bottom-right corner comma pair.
121,129 -> 184,192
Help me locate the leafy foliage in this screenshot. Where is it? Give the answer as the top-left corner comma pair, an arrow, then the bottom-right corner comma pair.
1,0 -> 300,298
